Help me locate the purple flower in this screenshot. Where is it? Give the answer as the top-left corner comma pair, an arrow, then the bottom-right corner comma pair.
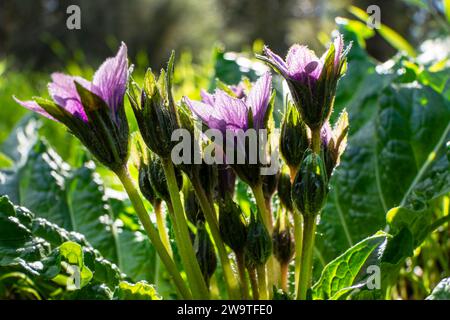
14,43 -> 128,123
184,73 -> 273,187
13,43 -> 130,170
259,33 -> 349,130
184,72 -> 272,133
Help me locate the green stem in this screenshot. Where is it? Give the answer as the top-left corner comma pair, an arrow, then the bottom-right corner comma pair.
115,166 -> 191,299
191,176 -> 241,299
154,201 -> 172,258
280,263 -> 289,292
297,215 -> 317,300
312,128 -> 321,155
251,183 -> 274,297
162,158 -> 209,299
236,251 -> 249,300
251,183 -> 273,234
257,264 -> 268,300
248,267 -> 259,300
293,212 -> 303,294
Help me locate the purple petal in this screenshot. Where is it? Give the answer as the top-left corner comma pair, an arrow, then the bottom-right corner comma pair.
213,90 -> 248,130
321,122 -> 332,146
184,97 -> 218,125
92,42 -> 128,112
333,34 -> 344,71
48,73 -> 88,122
286,44 -> 323,82
200,89 -> 215,106
263,46 -> 289,76
246,72 -> 272,130
230,83 -> 246,99
13,97 -> 57,121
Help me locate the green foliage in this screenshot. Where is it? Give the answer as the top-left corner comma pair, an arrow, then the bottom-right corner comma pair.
426,277 -> 450,300
312,233 -> 387,300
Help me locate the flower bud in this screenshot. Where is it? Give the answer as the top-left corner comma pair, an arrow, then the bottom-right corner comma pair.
280,103 -> 310,171
218,195 -> 247,254
291,151 -> 328,217
194,221 -> 217,286
138,164 -> 160,205
215,165 -> 236,200
277,167 -> 293,212
262,169 -> 279,201
245,210 -> 272,267
183,182 -> 204,224
129,52 -> 179,159
272,214 -> 295,265
148,154 -> 183,204
322,110 -> 349,178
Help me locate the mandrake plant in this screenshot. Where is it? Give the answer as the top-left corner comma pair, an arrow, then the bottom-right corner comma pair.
4,26 -> 449,300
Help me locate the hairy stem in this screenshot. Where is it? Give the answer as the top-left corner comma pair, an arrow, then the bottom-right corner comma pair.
251,183 -> 274,297
248,267 -> 259,300
312,128 -> 321,155
115,166 -> 191,299
297,214 -> 317,300
162,158 -> 209,299
191,175 -> 241,299
236,251 -> 249,300
280,262 -> 289,292
257,264 -> 268,300
293,212 -> 303,294
154,201 -> 172,258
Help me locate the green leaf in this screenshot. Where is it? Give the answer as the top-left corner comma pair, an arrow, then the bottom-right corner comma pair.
316,26 -> 450,275
113,281 -> 161,300
0,196 -> 123,297
0,120 -> 159,285
426,277 -> 450,300
312,233 -> 387,300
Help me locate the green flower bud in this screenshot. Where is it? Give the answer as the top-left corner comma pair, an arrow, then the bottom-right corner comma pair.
291,151 -> 328,217
148,154 -> 183,204
218,195 -> 247,254
245,210 -> 272,267
277,167 -> 293,212
322,110 -> 349,178
194,221 -> 217,286
138,164 -> 160,205
272,214 -> 295,265
183,182 -> 204,224
262,169 -> 279,201
280,103 -> 309,172
129,52 -> 179,159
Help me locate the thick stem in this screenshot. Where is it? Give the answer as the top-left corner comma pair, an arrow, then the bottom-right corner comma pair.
154,201 -> 172,258
252,183 -> 273,233
236,251 -> 249,300
312,128 -> 321,155
162,159 -> 209,299
248,267 -> 259,300
191,175 -> 241,299
251,183 -> 274,297
257,265 -> 268,300
115,166 -> 191,299
280,263 -> 289,292
293,213 -> 303,294
297,215 -> 317,300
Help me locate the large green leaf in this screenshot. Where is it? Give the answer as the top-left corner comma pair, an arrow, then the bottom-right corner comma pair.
0,195 -> 123,299
312,232 -> 387,300
426,277 -> 450,300
0,120 -> 159,284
